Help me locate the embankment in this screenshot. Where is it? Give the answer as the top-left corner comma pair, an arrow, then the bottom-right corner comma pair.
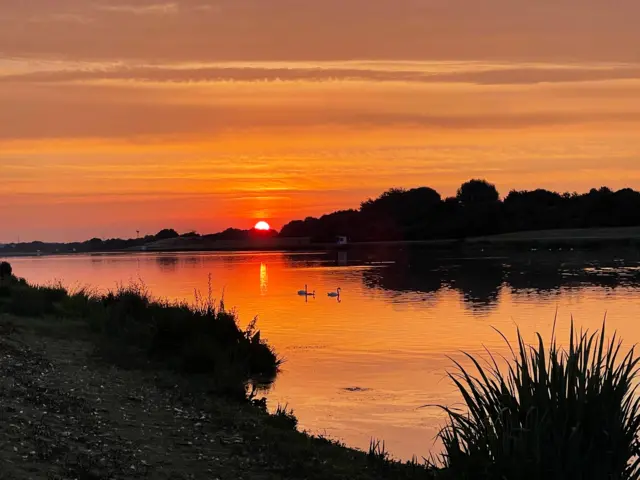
0,274 -> 431,479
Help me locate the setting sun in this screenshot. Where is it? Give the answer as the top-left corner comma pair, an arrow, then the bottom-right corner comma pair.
254,221 -> 271,231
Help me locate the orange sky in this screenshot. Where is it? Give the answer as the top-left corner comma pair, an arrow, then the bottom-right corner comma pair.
2,1 -> 640,242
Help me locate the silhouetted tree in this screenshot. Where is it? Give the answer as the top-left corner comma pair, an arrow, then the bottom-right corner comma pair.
611,189 -> 640,226
455,180 -> 502,236
208,228 -> 250,241
504,189 -> 565,231
88,238 -> 103,248
0,261 -> 12,281
154,229 -> 180,241
249,227 -> 278,238
456,179 -> 500,206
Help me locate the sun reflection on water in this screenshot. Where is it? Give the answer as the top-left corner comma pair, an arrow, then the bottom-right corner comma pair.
260,262 -> 269,295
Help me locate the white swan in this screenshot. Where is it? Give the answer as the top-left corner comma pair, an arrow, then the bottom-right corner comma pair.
327,287 -> 342,298
297,285 -> 315,296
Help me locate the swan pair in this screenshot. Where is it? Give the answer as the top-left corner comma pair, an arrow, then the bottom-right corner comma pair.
298,285 -> 341,298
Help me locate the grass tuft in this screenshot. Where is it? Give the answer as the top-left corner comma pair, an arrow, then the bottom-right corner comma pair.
368,438 -> 390,466
268,403 -> 299,430
434,320 -> 640,480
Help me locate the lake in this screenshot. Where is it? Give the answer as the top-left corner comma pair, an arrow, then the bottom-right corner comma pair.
5,247 -> 640,460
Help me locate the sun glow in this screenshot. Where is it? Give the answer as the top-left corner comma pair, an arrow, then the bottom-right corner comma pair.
254,221 -> 271,231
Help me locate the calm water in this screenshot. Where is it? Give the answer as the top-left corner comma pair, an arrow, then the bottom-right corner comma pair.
5,249 -> 640,460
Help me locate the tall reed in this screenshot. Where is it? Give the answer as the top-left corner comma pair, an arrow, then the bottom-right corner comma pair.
436,322 -> 640,479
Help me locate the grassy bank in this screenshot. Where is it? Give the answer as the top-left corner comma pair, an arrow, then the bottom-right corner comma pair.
0,268 -> 432,479
0,273 -> 278,400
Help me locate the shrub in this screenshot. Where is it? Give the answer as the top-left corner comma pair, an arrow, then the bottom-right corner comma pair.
95,283 -> 280,379
0,278 -> 280,394
58,288 -> 100,318
436,322 -> 640,479
0,261 -> 12,279
1,282 -> 68,316
268,404 -> 299,430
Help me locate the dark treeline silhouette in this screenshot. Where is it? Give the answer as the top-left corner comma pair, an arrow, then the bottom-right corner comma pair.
279,180 -> 640,242
2,228 -> 192,255
204,227 -> 278,241
2,225 -> 279,255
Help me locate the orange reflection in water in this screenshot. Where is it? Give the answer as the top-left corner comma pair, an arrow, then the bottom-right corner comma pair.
260,262 -> 269,295
6,251 -> 640,460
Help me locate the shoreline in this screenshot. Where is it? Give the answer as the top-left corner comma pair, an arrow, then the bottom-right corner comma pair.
0,317 -> 430,479
0,274 -> 433,479
4,226 -> 640,259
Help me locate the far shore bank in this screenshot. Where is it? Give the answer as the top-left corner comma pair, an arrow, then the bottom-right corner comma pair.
4,226 -> 640,259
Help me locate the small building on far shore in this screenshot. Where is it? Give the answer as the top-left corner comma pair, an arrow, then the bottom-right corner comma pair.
336,236 -> 348,245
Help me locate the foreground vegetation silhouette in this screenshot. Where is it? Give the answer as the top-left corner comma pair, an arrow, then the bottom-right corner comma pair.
0,271 -> 279,399
435,323 -> 640,479
280,180 -> 640,242
0,260 -> 12,281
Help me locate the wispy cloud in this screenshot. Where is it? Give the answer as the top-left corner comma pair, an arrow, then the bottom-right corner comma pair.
1,0 -> 640,63
2,61 -> 640,86
95,2 -> 179,15
29,13 -> 93,24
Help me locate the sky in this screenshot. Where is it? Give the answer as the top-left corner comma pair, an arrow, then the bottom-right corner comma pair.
2,0 -> 640,242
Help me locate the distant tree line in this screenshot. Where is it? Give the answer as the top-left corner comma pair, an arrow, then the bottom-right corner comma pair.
279,179 -> 640,242
2,225 -> 279,255
3,228 -> 197,255
205,227 -> 277,242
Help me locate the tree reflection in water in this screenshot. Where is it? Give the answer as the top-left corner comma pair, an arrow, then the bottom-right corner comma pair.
362,251 -> 640,314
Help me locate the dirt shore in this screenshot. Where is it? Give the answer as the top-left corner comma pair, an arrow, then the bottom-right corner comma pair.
0,316 -> 430,480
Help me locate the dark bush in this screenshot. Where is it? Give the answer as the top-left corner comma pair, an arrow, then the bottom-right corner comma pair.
0,261 -> 12,279
0,278 -> 280,392
0,282 -> 68,316
268,404 -> 299,430
435,322 -> 640,479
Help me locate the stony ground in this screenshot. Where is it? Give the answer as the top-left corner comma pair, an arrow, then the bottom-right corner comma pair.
0,317 -> 432,480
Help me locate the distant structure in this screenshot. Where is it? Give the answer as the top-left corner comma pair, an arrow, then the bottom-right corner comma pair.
336,235 -> 348,245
